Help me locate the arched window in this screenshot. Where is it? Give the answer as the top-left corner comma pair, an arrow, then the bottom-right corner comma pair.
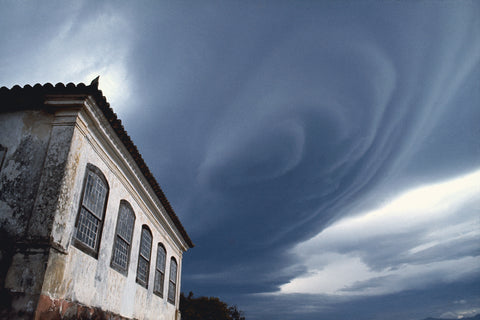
111,200 -> 135,274
73,164 -> 109,257
136,225 -> 152,287
154,243 -> 166,297
168,257 -> 178,304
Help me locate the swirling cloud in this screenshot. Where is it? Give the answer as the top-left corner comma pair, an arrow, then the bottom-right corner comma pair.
2,1 -> 479,319
196,22 -> 398,197
198,116 -> 306,188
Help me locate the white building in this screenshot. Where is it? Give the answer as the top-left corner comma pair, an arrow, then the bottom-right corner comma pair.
0,79 -> 194,320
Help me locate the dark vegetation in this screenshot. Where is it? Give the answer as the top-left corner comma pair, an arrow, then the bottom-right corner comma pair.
180,292 -> 245,320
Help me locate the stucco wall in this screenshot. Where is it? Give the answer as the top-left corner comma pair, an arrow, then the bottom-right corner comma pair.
0,99 -> 185,320
0,110 -> 54,238
0,108 -> 78,319
40,105 -> 183,320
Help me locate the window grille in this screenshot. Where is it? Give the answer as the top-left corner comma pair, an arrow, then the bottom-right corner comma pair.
74,164 -> 108,256
154,244 -> 166,297
168,258 -> 177,304
111,201 -> 135,274
136,226 -> 152,287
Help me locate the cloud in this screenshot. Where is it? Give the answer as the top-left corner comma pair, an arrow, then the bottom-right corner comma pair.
280,169 -> 480,296
2,1 -> 479,319
0,1 -> 132,114
198,116 -> 306,188
194,20 -> 399,199
440,305 -> 480,319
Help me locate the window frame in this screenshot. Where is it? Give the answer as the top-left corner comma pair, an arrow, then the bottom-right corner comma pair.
110,200 -> 136,275
136,225 -> 153,288
72,163 -> 109,258
153,243 -> 167,297
167,257 -> 178,304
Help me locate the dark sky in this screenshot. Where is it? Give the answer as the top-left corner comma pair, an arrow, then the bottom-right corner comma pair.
1,1 -> 479,319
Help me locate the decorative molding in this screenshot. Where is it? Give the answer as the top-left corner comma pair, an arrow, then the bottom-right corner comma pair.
77,97 -> 188,253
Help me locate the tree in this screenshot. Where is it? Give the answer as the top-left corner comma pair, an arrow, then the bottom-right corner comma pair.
229,305 -> 245,320
180,292 -> 245,320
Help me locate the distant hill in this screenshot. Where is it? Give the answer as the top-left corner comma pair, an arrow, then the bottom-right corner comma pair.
423,315 -> 480,320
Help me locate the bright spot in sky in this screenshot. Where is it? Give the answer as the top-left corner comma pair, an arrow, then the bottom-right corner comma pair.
85,64 -> 130,112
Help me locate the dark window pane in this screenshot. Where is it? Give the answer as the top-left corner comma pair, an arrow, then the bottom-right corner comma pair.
76,207 -> 99,249
154,245 -> 166,296
140,229 -> 152,259
137,226 -> 152,287
111,202 -> 135,272
168,258 -> 177,303
168,281 -> 176,303
74,165 -> 109,255
82,171 -> 107,219
112,236 -> 129,269
154,270 -> 164,295
117,204 -> 134,242
157,246 -> 166,271
137,256 -> 149,285
170,259 -> 177,284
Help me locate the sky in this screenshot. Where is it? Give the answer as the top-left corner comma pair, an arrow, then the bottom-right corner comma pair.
1,1 -> 479,319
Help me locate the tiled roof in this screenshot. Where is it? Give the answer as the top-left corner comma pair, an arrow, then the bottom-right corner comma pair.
0,79 -> 194,248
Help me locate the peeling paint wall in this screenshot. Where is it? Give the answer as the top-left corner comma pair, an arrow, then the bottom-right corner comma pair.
35,294 -> 132,320
0,110 -> 54,237
1,98 -> 186,320
43,108 -> 182,319
0,109 -> 75,319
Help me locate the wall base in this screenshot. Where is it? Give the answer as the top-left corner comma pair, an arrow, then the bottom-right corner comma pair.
35,295 -> 134,320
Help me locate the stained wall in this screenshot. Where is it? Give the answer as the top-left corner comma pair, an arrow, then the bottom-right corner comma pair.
0,99 -> 184,320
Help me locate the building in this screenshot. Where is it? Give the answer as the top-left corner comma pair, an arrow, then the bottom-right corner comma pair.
0,79 -> 194,320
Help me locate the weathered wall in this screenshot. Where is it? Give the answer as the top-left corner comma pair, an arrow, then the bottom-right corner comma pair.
0,100 -> 185,320
35,294 -> 133,320
0,109 -> 77,319
39,106 -> 183,320
0,110 -> 54,238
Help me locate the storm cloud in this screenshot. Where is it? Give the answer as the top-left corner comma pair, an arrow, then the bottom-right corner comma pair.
1,1 -> 479,319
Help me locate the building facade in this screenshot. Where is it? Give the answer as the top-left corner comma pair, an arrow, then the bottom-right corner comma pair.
0,80 -> 194,320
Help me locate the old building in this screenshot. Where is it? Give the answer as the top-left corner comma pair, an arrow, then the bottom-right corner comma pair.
0,79 -> 194,320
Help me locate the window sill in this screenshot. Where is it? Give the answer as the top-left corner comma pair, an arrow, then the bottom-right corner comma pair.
110,263 -> 128,277
135,278 -> 148,289
72,240 -> 99,259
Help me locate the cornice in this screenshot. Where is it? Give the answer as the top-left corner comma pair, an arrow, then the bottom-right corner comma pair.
78,101 -> 187,252
0,80 -> 193,250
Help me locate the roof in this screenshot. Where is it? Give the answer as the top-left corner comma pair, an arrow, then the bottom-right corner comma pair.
0,79 -> 194,249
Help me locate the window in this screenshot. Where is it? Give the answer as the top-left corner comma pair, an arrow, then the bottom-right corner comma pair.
136,225 -> 152,287
168,257 -> 178,304
154,244 -> 166,297
73,164 -> 109,257
111,200 -> 135,274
